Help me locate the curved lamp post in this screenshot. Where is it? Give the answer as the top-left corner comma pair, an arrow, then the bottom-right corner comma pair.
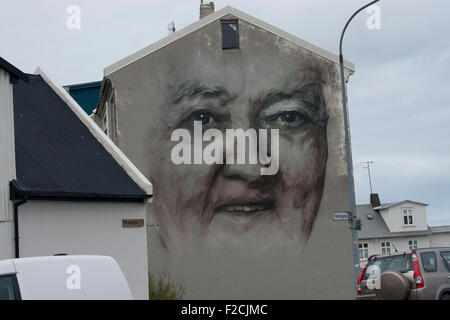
338,0 -> 380,293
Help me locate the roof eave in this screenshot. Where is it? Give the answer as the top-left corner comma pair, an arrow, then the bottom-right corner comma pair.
0,56 -> 29,83
10,181 -> 152,203
104,5 -> 355,77
35,67 -> 153,196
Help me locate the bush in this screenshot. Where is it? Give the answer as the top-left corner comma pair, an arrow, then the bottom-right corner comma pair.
148,271 -> 186,300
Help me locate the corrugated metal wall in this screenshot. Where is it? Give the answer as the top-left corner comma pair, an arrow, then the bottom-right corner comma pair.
0,68 -> 16,221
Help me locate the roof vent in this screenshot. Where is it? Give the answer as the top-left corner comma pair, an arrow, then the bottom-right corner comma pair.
366,213 -> 374,220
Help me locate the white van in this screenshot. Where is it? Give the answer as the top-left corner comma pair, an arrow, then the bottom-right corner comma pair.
0,255 -> 133,300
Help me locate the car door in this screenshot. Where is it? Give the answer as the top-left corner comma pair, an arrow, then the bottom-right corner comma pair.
439,250 -> 450,296
419,251 -> 441,299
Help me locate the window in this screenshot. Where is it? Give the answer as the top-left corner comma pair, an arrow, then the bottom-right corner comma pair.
381,241 -> 391,255
0,275 -> 21,300
102,112 -> 108,135
402,208 -> 414,225
362,254 -> 413,280
408,239 -> 418,250
420,252 -> 437,272
101,90 -> 117,141
105,92 -> 117,142
359,243 -> 369,260
441,251 -> 450,272
221,20 -> 239,49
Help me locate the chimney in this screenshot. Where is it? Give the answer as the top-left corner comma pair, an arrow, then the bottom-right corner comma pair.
200,1 -> 215,19
370,193 -> 381,208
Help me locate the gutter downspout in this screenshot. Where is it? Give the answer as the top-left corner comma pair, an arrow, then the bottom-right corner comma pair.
14,198 -> 27,258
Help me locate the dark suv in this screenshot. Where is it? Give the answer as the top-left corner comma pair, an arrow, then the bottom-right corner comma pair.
357,247 -> 450,300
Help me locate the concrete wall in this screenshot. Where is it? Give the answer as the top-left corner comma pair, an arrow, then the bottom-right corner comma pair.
106,15 -> 354,299
18,200 -> 148,300
0,68 -> 16,259
380,202 -> 428,233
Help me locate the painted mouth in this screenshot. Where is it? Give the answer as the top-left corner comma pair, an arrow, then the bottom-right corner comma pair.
214,200 -> 276,214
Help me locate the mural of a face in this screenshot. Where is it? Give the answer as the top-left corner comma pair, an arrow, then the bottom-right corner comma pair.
147,48 -> 332,255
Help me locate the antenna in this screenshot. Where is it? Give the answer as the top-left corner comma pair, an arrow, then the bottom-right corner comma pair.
362,161 -> 375,194
168,21 -> 176,35
391,242 -> 398,253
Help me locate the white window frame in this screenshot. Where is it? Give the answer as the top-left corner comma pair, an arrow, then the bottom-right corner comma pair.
407,239 -> 418,250
358,242 -> 369,260
402,207 -> 414,226
101,89 -> 116,140
381,241 -> 391,255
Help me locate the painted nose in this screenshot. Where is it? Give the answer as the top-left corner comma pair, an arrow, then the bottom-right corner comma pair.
222,131 -> 264,181
222,163 -> 262,182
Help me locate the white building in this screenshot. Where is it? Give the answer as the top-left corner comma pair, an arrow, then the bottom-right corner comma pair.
0,57 -> 152,299
357,194 -> 450,267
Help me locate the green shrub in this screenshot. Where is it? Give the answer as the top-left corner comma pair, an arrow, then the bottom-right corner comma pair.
148,271 -> 186,300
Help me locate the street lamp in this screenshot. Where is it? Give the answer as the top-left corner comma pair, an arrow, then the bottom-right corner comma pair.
338,0 -> 380,293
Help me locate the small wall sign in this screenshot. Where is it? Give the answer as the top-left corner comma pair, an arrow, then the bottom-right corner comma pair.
122,219 -> 145,228
333,211 -> 349,221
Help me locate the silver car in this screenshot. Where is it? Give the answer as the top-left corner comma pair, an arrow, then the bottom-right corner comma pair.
357,247 -> 450,300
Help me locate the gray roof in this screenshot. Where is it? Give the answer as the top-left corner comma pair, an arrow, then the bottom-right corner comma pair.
429,225 -> 450,233
374,200 -> 428,210
356,204 -> 433,239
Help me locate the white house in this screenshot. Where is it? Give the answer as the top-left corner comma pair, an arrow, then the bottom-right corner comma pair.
0,57 -> 153,299
357,194 -> 450,267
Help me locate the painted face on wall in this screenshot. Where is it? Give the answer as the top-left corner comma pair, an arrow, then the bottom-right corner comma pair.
147,50 -> 332,255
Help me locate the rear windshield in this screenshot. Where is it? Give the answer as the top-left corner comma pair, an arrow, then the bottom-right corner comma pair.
362,254 -> 413,280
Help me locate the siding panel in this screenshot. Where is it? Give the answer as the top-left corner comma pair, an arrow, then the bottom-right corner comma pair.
0,68 -> 16,221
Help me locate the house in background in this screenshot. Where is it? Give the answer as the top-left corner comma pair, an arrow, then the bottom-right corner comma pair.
357,193 -> 450,266
64,81 -> 102,115
0,57 -> 152,299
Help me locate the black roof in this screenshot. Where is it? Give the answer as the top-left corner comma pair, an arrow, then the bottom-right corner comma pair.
0,56 -> 28,82
11,74 -> 149,202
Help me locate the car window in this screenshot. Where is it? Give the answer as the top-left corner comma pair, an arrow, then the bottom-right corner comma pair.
0,275 -> 20,300
441,251 -> 450,272
362,254 -> 412,280
420,252 -> 437,273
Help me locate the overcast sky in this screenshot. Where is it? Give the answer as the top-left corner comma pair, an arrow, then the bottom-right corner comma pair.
1,0 -> 449,225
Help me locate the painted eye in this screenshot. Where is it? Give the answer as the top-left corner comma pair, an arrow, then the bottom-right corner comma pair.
267,111 -> 310,128
186,110 -> 216,126
190,110 -> 213,126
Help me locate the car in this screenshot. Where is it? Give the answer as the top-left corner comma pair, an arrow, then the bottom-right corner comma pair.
357,247 -> 450,300
0,255 -> 132,300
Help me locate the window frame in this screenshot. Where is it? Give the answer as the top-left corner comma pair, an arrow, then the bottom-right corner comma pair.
440,251 -> 450,272
358,242 -> 369,260
407,239 -> 418,250
221,19 -> 239,50
380,241 -> 391,255
420,252 -> 438,273
401,207 -> 414,226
